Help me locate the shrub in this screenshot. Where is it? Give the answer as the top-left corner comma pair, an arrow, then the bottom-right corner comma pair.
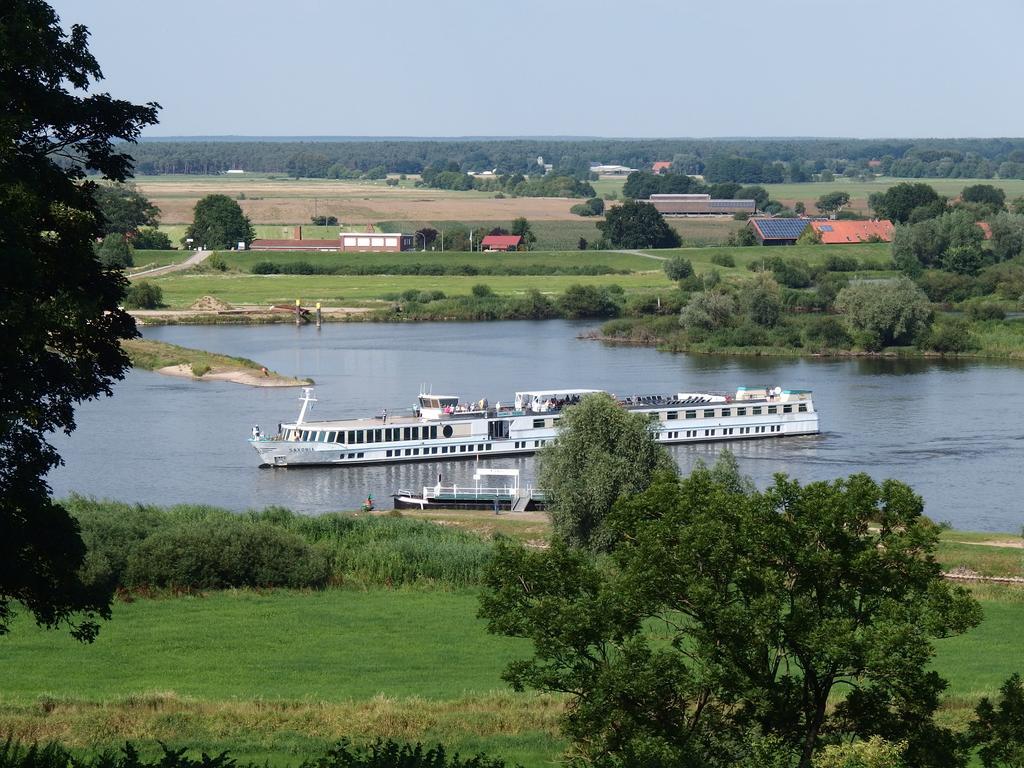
123,281 -> 164,309
710,252 -> 736,268
133,228 -> 173,250
251,261 -> 280,274
916,270 -> 977,303
823,254 -> 860,272
471,283 -> 494,298
124,518 -> 332,590
96,233 -> 134,268
966,302 -> 1006,321
558,284 -> 621,318
923,319 -> 977,353
803,316 -> 853,349
664,256 -> 694,281
190,363 -> 210,377
834,277 -> 933,347
205,253 -> 228,272
679,291 -> 737,331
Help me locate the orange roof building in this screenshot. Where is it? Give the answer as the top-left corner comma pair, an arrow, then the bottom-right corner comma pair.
809,219 -> 894,244
651,161 -> 672,174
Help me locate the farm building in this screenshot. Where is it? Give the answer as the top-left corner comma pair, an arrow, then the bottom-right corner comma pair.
250,238 -> 340,252
481,234 -> 522,252
748,218 -> 811,246
809,220 -> 894,244
648,194 -> 756,216
340,233 -> 412,252
651,161 -> 672,174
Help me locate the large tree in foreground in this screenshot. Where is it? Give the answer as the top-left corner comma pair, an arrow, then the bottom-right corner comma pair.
184,194 -> 255,249
481,459 -> 981,768
0,0 -> 159,639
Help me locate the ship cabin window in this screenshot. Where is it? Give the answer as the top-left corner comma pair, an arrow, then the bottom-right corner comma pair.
737,407 -> 746,416
752,406 -> 762,415
386,450 -> 392,457
720,408 -> 731,418
783,405 -> 793,414
413,448 -> 419,455
373,429 -> 382,442
403,427 -> 411,440
405,449 -> 412,456
355,431 -> 364,444
667,411 -> 678,420
686,410 -> 696,419
703,409 -> 714,418
533,418 -> 545,428
430,426 -> 438,439
329,431 -> 339,443
767,406 -> 778,414
347,430 -> 355,443
798,404 -> 807,412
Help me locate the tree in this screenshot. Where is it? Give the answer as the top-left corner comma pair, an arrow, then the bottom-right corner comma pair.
679,290 -> 737,330
969,673 -> 1024,768
988,212 -> 1024,261
961,184 -> 1006,211
96,233 -> 134,268
0,0 -> 159,640
184,194 -> 255,249
795,201 -> 806,215
942,243 -> 986,276
536,393 -> 675,550
414,227 -> 439,249
510,217 -> 537,249
870,183 -> 944,223
92,182 -> 159,235
597,200 -> 682,248
557,284 -> 621,319
133,227 -> 172,250
740,272 -> 783,327
834,277 -> 932,348
663,256 -> 694,281
123,281 -> 164,309
480,459 -> 981,768
816,191 -> 850,214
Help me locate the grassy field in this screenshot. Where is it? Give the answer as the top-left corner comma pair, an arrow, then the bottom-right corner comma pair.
765,177 -> 1024,212
147,272 -> 672,308
215,249 -> 660,272
2,583 -> 1021,766
647,241 -> 893,274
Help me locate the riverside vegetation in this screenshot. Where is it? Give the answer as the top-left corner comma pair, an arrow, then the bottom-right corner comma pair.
3,492 -> 1023,767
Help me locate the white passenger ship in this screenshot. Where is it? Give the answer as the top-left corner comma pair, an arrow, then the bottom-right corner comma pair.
249,385 -> 818,467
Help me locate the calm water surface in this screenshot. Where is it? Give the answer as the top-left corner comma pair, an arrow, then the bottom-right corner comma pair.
48,321 -> 1024,532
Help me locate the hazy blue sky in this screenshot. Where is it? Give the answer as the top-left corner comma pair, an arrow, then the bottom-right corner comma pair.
51,0 -> 1021,138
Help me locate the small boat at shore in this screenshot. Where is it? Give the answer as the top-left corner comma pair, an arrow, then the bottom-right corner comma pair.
249,384 -> 819,468
393,468 -> 547,512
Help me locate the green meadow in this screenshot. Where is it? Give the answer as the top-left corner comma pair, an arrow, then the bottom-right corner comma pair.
2,585 -> 1021,766
765,176 -> 1024,209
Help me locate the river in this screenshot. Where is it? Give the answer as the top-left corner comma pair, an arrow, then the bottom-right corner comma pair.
48,321 -> 1024,532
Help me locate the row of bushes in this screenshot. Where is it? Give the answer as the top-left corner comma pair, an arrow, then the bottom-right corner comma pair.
66,496 -> 494,591
375,284 -> 625,322
0,740 -> 508,768
249,260 -> 627,277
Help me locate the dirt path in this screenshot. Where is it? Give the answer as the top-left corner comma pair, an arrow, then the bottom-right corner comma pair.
130,249 -> 211,279
613,249 -> 667,261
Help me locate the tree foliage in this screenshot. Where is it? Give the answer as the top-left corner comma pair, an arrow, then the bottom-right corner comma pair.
0,0 -> 159,640
184,194 -> 255,249
480,458 -> 982,768
834,277 -> 932,348
510,216 -> 536,249
133,227 -> 172,250
597,200 -> 682,249
816,191 -> 850,214
536,393 -> 675,550
969,673 -> 1024,768
664,255 -> 694,281
870,183 -> 945,223
961,184 -> 1006,211
95,233 -> 134,268
92,182 -> 159,235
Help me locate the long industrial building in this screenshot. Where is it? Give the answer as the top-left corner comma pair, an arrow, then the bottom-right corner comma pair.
647,193 -> 756,216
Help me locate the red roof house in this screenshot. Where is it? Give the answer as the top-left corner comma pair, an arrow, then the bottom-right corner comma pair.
651,161 -> 672,174
481,234 -> 523,252
977,221 -> 992,240
809,219 -> 894,244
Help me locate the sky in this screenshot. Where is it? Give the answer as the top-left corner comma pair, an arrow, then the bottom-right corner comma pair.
50,0 -> 1023,139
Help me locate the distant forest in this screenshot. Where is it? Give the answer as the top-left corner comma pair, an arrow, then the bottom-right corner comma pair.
125,138 -> 1024,182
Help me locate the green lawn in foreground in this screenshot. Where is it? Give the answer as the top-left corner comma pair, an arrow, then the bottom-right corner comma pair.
150,271 -> 673,308
1,587 -> 1021,766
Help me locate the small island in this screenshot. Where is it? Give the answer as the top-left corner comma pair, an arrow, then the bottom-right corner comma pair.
122,338 -> 311,387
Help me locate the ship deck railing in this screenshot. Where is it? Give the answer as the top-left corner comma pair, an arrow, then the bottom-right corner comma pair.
399,484 -> 548,502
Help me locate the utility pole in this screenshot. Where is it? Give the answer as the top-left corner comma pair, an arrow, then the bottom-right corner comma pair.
440,229 -> 444,252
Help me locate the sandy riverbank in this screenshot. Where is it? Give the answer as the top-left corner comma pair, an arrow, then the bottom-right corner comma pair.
155,364 -> 310,387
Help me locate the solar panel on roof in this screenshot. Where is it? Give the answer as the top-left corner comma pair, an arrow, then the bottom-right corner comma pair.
755,219 -> 810,239
820,225 -> 833,232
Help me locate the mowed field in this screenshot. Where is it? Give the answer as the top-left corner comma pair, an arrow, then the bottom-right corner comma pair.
141,243 -> 894,309
2,585 -> 1022,766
